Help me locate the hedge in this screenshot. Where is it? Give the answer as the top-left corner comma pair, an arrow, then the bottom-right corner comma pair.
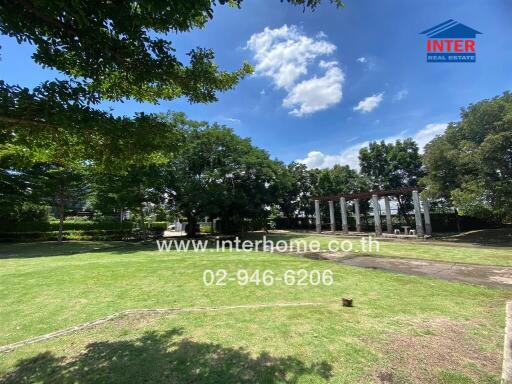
0,228 -> 166,242
0,230 -> 129,242
0,220 -> 169,233
149,221 -> 168,231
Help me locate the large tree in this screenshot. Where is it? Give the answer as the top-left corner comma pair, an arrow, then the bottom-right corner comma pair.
0,0 -> 342,103
27,164 -> 89,242
91,165 -> 168,239
308,164 -> 370,220
311,164 -> 368,197
168,121 -> 283,236
278,162 -> 315,219
423,92 -> 512,221
0,82 -> 181,239
359,139 -> 424,223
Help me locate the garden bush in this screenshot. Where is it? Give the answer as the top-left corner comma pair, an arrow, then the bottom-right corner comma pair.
0,229 -> 133,242
0,220 -> 134,233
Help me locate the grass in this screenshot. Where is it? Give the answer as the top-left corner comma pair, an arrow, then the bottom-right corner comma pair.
253,232 -> 512,266
0,239 -> 510,383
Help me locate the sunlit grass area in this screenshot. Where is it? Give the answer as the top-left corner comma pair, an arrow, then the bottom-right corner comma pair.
250,232 -> 512,266
0,241 -> 510,383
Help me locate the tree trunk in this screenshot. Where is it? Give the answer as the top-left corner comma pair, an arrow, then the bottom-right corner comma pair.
58,185 -> 64,244
397,196 -> 412,226
454,208 -> 462,233
186,215 -> 198,237
137,183 -> 147,240
139,204 -> 147,240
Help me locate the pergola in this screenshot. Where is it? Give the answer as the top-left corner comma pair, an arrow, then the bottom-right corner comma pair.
312,187 -> 432,237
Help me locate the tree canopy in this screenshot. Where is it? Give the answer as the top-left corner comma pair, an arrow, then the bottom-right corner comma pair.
168,121 -> 285,235
423,92 -> 512,220
359,139 -> 424,222
0,80 -> 181,172
0,0 -> 342,103
359,139 -> 423,191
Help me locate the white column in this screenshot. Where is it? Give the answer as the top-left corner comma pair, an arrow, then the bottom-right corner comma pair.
372,194 -> 382,236
422,197 -> 432,236
314,200 -> 321,233
354,199 -> 362,232
384,196 -> 392,234
339,197 -> 348,234
328,200 -> 336,233
412,190 -> 424,236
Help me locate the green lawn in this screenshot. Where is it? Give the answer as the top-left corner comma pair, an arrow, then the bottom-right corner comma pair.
256,232 -> 512,266
0,240 -> 510,383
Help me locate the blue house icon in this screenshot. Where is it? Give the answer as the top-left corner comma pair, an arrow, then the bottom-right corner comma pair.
420,19 -> 482,39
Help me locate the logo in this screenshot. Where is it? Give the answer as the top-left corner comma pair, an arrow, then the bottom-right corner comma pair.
420,19 -> 481,63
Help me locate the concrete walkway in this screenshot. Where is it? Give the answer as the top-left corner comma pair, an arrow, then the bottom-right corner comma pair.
293,250 -> 512,288
340,256 -> 512,287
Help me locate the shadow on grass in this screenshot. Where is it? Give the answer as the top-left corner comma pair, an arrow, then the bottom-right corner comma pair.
433,228 -> 512,247
0,233 -> 309,259
0,241 -> 154,259
0,328 -> 332,384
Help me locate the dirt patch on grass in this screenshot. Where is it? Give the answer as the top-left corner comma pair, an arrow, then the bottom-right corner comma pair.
107,312 -> 162,329
368,317 -> 501,383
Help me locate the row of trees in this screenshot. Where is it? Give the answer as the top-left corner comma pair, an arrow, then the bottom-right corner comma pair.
0,0 -> 343,239
423,92 -> 512,220
2,86 -> 512,229
280,93 -> 512,228
0,1 -> 510,239
0,77 -> 421,237
2,85 -> 511,237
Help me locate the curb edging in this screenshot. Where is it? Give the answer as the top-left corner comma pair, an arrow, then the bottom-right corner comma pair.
0,302 -> 328,354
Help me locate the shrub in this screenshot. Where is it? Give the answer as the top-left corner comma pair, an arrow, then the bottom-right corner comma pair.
199,223 -> 212,233
0,229 -> 134,242
149,221 -> 168,231
0,220 -> 135,233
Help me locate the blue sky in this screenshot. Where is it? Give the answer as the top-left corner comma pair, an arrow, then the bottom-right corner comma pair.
1,0 -> 511,169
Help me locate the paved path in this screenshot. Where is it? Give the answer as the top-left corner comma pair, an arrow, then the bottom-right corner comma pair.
339,256 -> 512,287
288,250 -> 512,287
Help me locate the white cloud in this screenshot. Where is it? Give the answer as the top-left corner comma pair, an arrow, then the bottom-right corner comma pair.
413,123 -> 447,149
356,57 -> 367,63
353,92 -> 384,113
222,117 -> 241,124
283,61 -> 344,116
393,88 -> 408,102
246,25 -> 343,116
296,123 -> 448,170
246,25 -> 336,89
298,144 -> 364,169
